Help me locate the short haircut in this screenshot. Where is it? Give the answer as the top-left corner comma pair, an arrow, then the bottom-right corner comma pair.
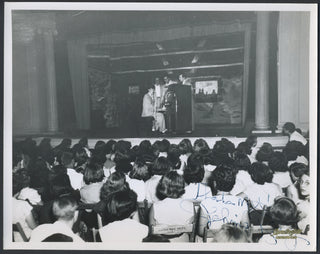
249,162 -> 273,185
289,163 -> 309,178
61,151 -> 74,167
150,156 -> 171,176
283,141 -> 305,161
268,151 -> 288,172
212,224 -> 251,243
256,142 -> 274,162
269,197 -> 298,226
105,189 -> 137,222
236,142 -> 251,155
283,122 -> 296,133
178,139 -> 193,154
100,172 -> 128,201
129,157 -> 151,181
52,196 -> 78,221
184,153 -> 205,184
156,171 -> 185,200
209,164 -> 236,192
83,163 -> 105,185
42,233 -> 73,242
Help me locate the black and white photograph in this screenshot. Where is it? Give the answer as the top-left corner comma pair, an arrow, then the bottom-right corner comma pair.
3,2 -> 317,251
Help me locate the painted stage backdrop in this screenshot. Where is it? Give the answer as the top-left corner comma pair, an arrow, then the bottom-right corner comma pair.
194,77 -> 242,125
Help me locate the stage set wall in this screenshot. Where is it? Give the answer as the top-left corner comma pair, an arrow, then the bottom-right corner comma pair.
11,12 -> 310,136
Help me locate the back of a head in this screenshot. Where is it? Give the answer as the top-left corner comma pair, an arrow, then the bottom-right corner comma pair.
249,162 -> 273,185
156,171 -> 185,200
283,122 -> 296,133
184,153 -> 204,184
256,142 -> 274,162
194,139 -> 209,152
236,142 -> 251,155
52,196 -> 78,221
150,156 -> 171,176
289,163 -> 309,180
283,141 -> 305,161
42,233 -> 73,242
100,172 -> 128,201
129,157 -> 151,181
167,144 -> 181,169
245,135 -> 258,148
83,163 -> 104,185
105,189 -> 137,222
61,151 -> 74,168
268,151 -> 288,172
212,224 -> 251,243
178,139 -> 193,155
270,197 -> 298,227
233,152 -> 251,172
209,164 -> 236,193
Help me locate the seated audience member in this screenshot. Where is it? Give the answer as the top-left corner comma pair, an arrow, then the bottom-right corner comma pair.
42,233 -> 73,242
12,170 -> 38,241
103,140 -> 116,172
114,150 -> 132,174
145,157 -> 172,203
211,139 -> 234,166
72,147 -> 89,174
129,157 -> 151,182
193,139 -> 210,152
268,151 -> 292,189
230,152 -> 253,195
209,224 -> 251,243
37,138 -> 55,167
30,196 -> 84,242
283,141 -> 308,166
178,138 -> 193,169
199,164 -> 249,238
99,190 -> 148,242
255,142 -> 274,164
94,172 -> 129,225
167,144 -> 182,171
182,153 -> 212,201
258,197 -> 309,249
287,164 -> 310,233
150,171 -> 194,242
80,163 -> 105,204
199,148 -> 216,185
73,137 -> 91,157
243,162 -> 283,209
152,140 -> 162,158
282,122 -> 307,145
236,142 -> 252,157
245,135 -> 258,162
53,138 -> 72,164
142,234 -> 170,242
62,151 -> 83,191
13,168 -> 42,206
157,140 -> 169,158
138,140 -> 156,163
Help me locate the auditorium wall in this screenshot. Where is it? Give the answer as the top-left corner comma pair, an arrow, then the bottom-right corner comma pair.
277,12 -> 310,132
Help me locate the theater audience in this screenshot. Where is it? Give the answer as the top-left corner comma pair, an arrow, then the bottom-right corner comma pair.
99,190 -> 148,242
283,122 -> 307,145
11,126 -> 310,243
30,196 -> 84,242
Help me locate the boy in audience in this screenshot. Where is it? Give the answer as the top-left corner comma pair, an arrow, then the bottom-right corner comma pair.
30,196 -> 84,242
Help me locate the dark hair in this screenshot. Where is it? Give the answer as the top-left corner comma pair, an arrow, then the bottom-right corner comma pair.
212,139 -> 235,165
212,224 -> 251,243
61,151 -> 74,167
209,164 -> 236,193
129,157 -> 151,181
13,168 -> 30,195
42,233 -> 73,242
233,151 -> 251,172
249,162 -> 273,185
167,144 -> 181,170
256,142 -> 274,162
152,141 -> 162,158
289,163 -> 309,179
100,172 -> 128,201
156,171 -> 185,200
52,195 -> 78,221
94,140 -> 106,152
283,122 -> 296,133
283,141 -> 305,161
178,139 -> 193,155
161,139 -> 171,153
245,135 -> 258,148
143,235 -> 170,242
150,156 -> 171,176
236,142 -> 251,155
48,173 -> 74,200
115,160 -> 133,174
269,197 -> 298,227
184,153 -> 205,184
105,140 -> 116,154
194,139 -> 209,152
268,152 -> 288,172
78,137 -> 88,147
105,189 -> 137,222
114,140 -> 132,153
83,163 -> 104,185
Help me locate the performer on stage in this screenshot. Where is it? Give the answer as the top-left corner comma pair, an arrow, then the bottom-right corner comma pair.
141,85 -> 167,133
